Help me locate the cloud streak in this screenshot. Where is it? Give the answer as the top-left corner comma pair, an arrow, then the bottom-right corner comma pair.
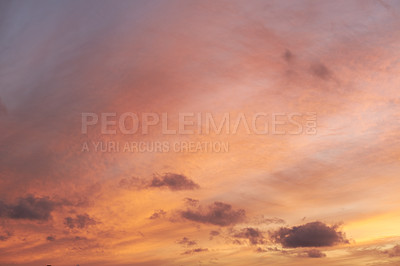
182,248 -> 208,255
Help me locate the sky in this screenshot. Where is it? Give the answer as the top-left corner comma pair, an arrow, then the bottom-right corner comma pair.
0,0 -> 400,265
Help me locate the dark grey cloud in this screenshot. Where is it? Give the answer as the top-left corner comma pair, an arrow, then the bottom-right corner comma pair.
0,195 -> 57,221
283,49 -> 294,63
46,235 -> 56,241
209,230 -> 220,240
0,230 -> 11,241
310,63 -> 332,80
64,213 -> 97,229
210,230 -> 220,236
182,248 -> 208,255
119,173 -> 199,191
270,221 -> 348,248
184,198 -> 199,207
149,209 -> 166,220
180,201 -> 245,226
74,236 -> 88,241
305,249 -> 326,258
150,173 -> 199,191
233,227 -> 265,245
177,237 -> 197,247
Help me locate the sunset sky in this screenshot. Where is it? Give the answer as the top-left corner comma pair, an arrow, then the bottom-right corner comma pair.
0,0 -> 400,265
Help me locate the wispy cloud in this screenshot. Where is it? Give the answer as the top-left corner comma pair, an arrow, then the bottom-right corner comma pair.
64,213 -> 97,229
119,173 -> 199,191
180,201 -> 246,226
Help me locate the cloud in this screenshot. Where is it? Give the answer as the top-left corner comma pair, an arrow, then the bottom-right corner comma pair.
310,63 -> 332,80
46,235 -> 56,241
256,247 -> 268,253
177,237 -> 197,246
270,221 -> 348,248
283,49 -> 294,63
210,230 -> 220,236
210,230 -> 220,237
305,249 -> 326,258
180,201 -> 246,226
150,173 -> 199,191
149,209 -> 166,220
385,245 -> 400,257
262,217 -> 285,224
252,216 -> 285,225
119,173 -> 199,191
119,176 -> 148,190
209,230 -> 220,240
0,196 -> 57,221
233,227 -> 266,245
64,213 -> 97,229
184,198 -> 199,207
182,248 -> 208,255
0,231 -> 11,241
1,0 -> 398,264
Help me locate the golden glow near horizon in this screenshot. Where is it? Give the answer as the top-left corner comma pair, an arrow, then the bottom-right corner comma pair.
0,1 -> 400,265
